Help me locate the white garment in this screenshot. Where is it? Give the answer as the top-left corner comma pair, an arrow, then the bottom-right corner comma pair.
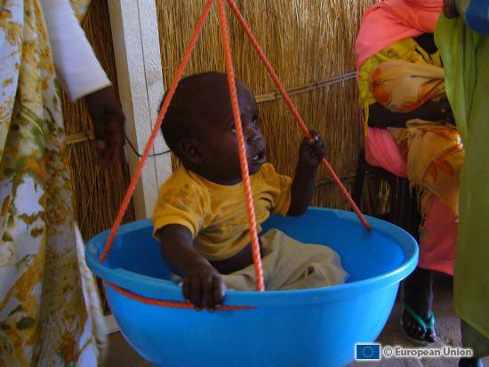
41,0 -> 111,101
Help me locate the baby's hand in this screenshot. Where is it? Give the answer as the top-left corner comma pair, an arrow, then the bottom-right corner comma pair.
183,262 -> 226,310
298,130 -> 326,168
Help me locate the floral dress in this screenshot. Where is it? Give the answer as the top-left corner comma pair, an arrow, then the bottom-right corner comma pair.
0,0 -> 106,365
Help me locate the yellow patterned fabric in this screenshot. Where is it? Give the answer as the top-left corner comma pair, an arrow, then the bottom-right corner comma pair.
390,120 -> 463,216
0,1 -> 106,366
357,38 -> 463,219
358,38 -> 442,129
370,60 -> 445,113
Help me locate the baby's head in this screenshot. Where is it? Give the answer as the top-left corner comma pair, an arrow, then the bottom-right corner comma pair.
161,72 -> 266,185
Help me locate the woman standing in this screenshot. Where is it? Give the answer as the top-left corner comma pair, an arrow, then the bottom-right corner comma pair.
438,1 -> 489,366
355,0 -> 463,344
0,0 -> 124,365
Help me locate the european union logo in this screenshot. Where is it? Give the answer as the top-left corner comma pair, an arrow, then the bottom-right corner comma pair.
355,343 -> 382,361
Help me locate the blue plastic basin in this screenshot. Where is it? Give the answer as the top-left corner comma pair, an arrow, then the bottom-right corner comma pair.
86,208 -> 418,367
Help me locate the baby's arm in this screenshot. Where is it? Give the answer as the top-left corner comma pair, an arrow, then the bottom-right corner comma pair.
288,131 -> 326,216
157,224 -> 226,310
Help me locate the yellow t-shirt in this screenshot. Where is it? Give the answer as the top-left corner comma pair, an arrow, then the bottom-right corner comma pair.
152,163 -> 292,261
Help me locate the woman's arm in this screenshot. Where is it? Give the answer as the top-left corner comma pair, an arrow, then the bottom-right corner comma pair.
368,98 -> 454,128
41,0 -> 111,101
41,0 -> 125,163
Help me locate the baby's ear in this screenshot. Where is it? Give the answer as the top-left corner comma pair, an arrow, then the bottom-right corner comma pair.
178,138 -> 203,165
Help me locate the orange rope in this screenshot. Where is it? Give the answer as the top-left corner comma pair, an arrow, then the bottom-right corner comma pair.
217,0 -> 265,291
99,0 -> 215,262
107,283 -> 254,311
225,0 -> 371,231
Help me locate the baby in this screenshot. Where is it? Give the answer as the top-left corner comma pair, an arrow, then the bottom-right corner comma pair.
153,72 -> 346,310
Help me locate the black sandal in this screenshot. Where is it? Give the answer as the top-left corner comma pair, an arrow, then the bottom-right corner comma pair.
400,303 -> 437,345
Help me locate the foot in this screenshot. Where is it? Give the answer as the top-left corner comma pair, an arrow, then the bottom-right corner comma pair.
459,357 -> 485,367
401,304 -> 436,345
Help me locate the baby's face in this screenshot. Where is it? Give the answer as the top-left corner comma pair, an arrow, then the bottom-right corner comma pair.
195,87 -> 267,185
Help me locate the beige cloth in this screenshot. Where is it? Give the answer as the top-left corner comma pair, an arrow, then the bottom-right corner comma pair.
223,229 -> 347,291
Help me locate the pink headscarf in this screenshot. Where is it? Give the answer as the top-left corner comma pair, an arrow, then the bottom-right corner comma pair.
355,0 -> 444,70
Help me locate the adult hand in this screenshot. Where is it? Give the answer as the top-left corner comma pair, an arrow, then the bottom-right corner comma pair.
85,86 -> 125,164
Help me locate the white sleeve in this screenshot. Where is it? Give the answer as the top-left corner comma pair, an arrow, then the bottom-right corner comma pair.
41,0 -> 111,101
